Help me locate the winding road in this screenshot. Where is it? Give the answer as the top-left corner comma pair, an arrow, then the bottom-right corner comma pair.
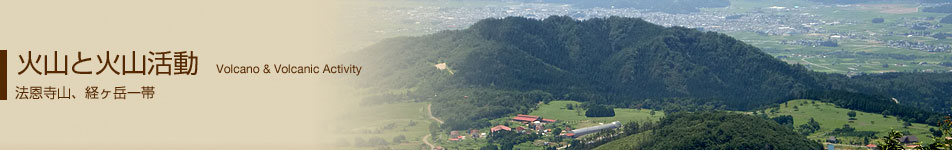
423,103 -> 443,150
427,104 -> 444,124
423,134 -> 434,150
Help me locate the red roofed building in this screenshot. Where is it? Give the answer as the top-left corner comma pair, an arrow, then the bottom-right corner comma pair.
450,131 -> 459,137
491,125 -> 511,132
512,114 -> 557,123
470,129 -> 480,137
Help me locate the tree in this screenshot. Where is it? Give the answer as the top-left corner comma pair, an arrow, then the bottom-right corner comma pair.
585,105 -> 615,117
640,112 -> 821,149
772,115 -> 795,128
848,110 -> 858,121
931,128 -> 942,137
921,116 -> 952,150
393,135 -> 406,143
480,144 -> 499,150
872,18 -> 885,23
876,130 -> 904,150
623,121 -> 641,135
566,103 -> 574,110
798,118 -> 822,135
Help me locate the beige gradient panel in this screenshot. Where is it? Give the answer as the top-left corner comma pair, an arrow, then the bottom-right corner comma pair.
0,0 -> 367,149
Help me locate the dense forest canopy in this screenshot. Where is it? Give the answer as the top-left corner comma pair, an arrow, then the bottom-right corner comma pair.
353,16 -> 952,130
640,112 -> 822,150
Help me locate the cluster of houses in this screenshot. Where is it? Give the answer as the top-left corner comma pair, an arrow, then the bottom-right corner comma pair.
447,113 -> 626,143
447,114 -> 559,141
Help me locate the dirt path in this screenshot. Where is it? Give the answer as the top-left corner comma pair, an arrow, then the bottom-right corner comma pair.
423,134 -> 435,150
423,103 -> 443,150
427,104 -> 444,124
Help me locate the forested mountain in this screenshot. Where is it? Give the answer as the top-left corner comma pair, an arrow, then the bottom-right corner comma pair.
353,16 -> 952,130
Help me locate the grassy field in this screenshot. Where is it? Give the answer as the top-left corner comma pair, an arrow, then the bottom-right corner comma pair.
761,99 -> 937,144
527,100 -> 665,128
323,102 -> 433,150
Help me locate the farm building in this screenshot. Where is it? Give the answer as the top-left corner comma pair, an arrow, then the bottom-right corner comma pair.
900,135 -> 919,144
566,121 -> 622,137
512,114 -> 556,123
449,131 -> 459,137
470,129 -> 480,138
490,125 -> 511,132
866,144 -> 877,150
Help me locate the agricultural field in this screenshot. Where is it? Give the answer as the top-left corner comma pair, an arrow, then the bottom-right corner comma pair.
719,0 -> 952,74
322,102 -> 434,150
759,99 -> 938,144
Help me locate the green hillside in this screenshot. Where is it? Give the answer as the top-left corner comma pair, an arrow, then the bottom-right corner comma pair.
762,99 -> 937,144
593,131 -> 653,150
527,100 -> 664,128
